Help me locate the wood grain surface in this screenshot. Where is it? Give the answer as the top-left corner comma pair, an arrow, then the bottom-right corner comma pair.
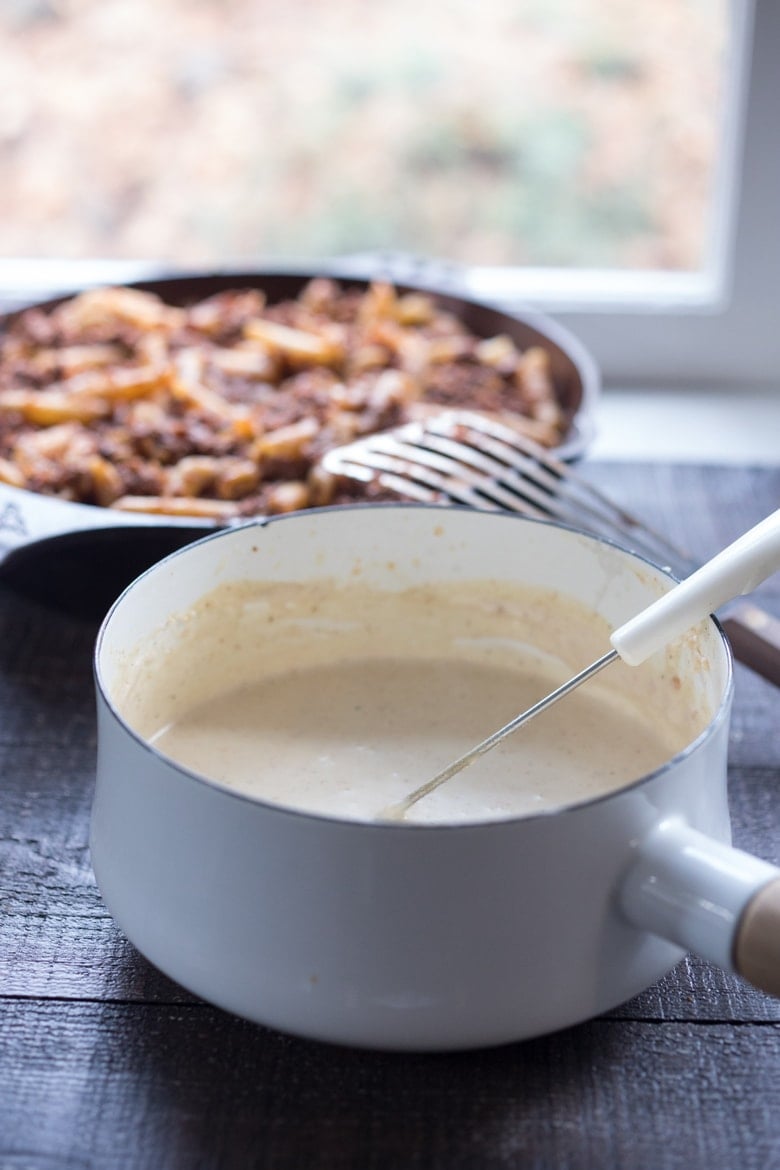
1,463 -> 778,1170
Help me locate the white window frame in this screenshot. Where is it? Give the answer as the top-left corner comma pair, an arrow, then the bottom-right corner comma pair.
0,0 -> 775,392
464,0 -> 778,391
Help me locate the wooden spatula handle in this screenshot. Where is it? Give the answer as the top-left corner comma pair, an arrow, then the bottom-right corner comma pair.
733,876 -> 780,997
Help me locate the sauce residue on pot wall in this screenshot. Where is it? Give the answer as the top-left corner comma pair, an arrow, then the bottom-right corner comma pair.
113,579 -> 715,825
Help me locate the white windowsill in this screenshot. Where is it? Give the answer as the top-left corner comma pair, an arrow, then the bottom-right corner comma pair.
590,386 -> 780,465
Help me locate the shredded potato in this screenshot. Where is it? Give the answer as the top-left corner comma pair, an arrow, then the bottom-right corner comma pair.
0,279 -> 567,516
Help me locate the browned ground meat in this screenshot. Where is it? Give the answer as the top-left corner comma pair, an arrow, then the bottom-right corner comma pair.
0,279 -> 567,518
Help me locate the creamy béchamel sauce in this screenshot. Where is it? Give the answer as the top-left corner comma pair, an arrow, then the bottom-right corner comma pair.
116,578 -> 711,825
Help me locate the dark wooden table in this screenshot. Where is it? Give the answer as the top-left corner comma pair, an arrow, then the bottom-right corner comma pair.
1,462 -> 778,1170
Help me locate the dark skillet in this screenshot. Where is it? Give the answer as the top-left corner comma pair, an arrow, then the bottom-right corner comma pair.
0,271 -> 599,615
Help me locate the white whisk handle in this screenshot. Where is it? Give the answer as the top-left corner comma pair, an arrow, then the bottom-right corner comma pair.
611,509 -> 780,667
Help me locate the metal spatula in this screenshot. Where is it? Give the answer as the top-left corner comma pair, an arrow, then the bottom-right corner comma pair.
322,410 -> 780,688
384,509 -> 780,820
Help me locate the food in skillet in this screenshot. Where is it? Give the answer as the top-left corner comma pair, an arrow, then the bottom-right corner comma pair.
0,279 -> 567,519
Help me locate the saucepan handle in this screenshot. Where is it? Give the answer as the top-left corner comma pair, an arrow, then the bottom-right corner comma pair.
620,819 -> 780,998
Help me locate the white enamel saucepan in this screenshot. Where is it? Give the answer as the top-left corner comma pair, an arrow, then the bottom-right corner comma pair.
91,506 -> 780,1051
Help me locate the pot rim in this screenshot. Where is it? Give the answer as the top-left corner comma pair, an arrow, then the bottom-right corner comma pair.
94,504 -> 735,834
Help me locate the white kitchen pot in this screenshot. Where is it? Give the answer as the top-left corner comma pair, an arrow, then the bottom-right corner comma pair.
91,506 -> 780,1050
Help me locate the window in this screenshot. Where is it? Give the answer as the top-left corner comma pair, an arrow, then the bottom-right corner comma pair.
1,0 -> 775,389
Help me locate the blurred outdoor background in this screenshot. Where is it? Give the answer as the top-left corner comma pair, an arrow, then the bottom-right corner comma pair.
0,0 -> 727,271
